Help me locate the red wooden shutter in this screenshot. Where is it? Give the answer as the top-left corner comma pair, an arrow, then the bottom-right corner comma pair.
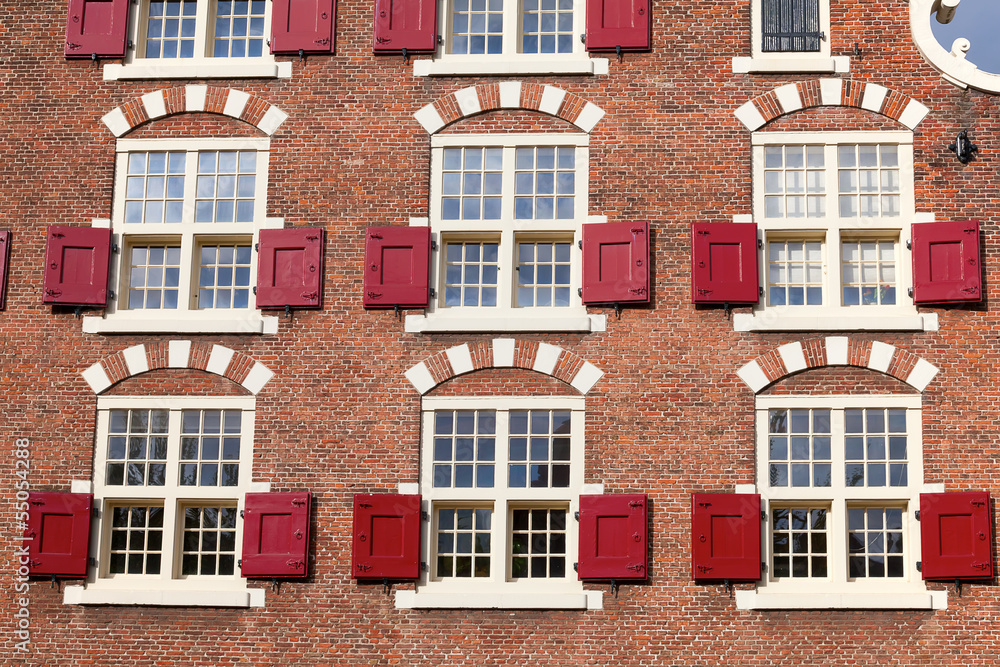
363,226 -> 431,309
0,231 -> 11,310
920,491 -> 992,580
64,0 -> 130,58
373,0 -> 438,53
691,493 -> 761,581
241,492 -> 311,578
581,221 -> 650,305
585,0 -> 651,52
43,226 -> 112,307
353,494 -> 421,579
691,222 -> 760,304
577,494 -> 647,580
25,493 -> 93,578
271,0 -> 336,54
255,228 -> 325,310
911,220 -> 981,304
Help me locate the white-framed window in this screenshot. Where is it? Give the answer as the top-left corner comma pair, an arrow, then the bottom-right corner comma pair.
413,0 -> 608,76
739,394 -> 943,610
732,0 -> 850,73
405,133 -> 606,333
103,1 -> 292,80
734,131 -> 938,332
66,396 -> 264,607
398,396 -> 595,609
83,137 -> 281,334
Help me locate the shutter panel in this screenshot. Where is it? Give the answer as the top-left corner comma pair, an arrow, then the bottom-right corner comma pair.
43,226 -> 112,307
352,494 -> 422,580
0,231 -> 11,310
920,492 -> 992,580
363,226 -> 431,308
911,220 -> 982,304
585,0 -> 651,52
255,228 -> 325,310
581,221 -> 650,305
691,222 -> 759,304
761,0 -> 821,53
373,0 -> 438,53
65,0 -> 130,59
270,0 -> 336,54
691,493 -> 761,581
577,494 -> 647,580
240,492 -> 311,578
25,493 -> 93,578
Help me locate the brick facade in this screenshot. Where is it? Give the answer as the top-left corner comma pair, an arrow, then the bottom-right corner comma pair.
5,0 -> 1000,664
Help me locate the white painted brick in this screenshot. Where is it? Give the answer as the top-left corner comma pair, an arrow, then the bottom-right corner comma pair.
101,107 -> 130,137
861,84 -> 888,114
206,345 -> 236,376
868,341 -> 896,373
898,99 -> 930,130
498,81 -> 521,108
574,102 -> 605,133
414,104 -> 445,134
735,101 -> 766,131
778,342 -> 807,373
82,363 -> 112,394
141,90 -> 167,119
493,338 -> 516,366
825,336 -> 849,365
454,86 -> 481,116
223,89 -> 250,119
539,86 -> 567,116
241,362 -> 274,395
774,83 -> 803,114
168,340 -> 192,368
123,344 -> 149,375
570,362 -> 603,394
257,105 -> 288,135
185,84 -> 208,112
737,361 -> 769,393
906,358 -> 939,392
533,342 -> 561,376
819,78 -> 843,105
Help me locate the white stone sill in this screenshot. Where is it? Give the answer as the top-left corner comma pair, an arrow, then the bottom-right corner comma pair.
103,60 -> 292,81
64,584 -> 266,607
404,312 -> 606,333
83,314 -> 279,335
736,589 -> 946,610
395,589 -> 602,609
732,55 -> 849,74
414,57 -> 609,77
733,312 -> 938,332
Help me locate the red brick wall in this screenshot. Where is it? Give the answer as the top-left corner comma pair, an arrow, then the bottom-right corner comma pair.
5,0 -> 1000,664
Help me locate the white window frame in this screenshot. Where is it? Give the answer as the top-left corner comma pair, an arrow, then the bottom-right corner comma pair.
405,133 -> 607,333
64,396 -> 269,608
396,395 -> 603,610
83,137 -> 281,335
103,1 -> 292,81
732,0 -> 849,73
413,0 -> 609,76
735,131 -> 939,332
737,394 -> 947,610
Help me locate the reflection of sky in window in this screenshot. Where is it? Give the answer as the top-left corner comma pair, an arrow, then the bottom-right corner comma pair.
931,0 -> 1000,74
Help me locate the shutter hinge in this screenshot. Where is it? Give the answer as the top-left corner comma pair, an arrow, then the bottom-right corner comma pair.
759,286 -> 764,297
429,288 -> 436,298
577,287 -> 583,297
574,511 -> 580,521
573,562 -> 578,571
252,286 -> 257,295
255,242 -> 259,252
906,239 -> 912,250
820,30 -> 827,41
916,561 -> 921,572
577,239 -> 583,250
421,561 -> 427,571
421,510 -> 429,521
915,510 -> 920,520
760,511 -> 767,521
240,509 -> 245,518
108,290 -> 116,301
88,556 -> 98,567
238,558 -> 242,568
112,243 -> 119,253
757,239 -> 763,249
907,288 -> 913,298
92,507 -> 100,518
761,562 -> 767,573
431,239 -> 437,251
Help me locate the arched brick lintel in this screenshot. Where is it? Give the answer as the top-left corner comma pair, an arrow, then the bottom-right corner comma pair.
100,86 -> 289,138
734,78 -> 930,131
736,337 -> 939,394
414,81 -> 606,135
82,340 -> 274,395
404,338 -> 604,395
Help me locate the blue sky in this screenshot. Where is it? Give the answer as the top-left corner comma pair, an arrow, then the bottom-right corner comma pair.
930,0 -> 1000,74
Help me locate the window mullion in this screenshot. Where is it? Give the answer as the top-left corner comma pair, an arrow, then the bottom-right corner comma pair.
158,495 -> 179,582
825,228 -> 840,307
503,0 -> 519,56
828,497 -> 848,584
195,1 -> 212,57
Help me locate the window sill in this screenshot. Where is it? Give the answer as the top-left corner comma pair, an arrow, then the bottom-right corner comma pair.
732,55 -> 849,74
83,313 -> 279,335
413,57 -> 609,77
103,60 -> 293,81
404,311 -> 606,333
733,311 -> 938,332
736,589 -> 946,610
64,584 -> 266,607
395,589 -> 603,609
